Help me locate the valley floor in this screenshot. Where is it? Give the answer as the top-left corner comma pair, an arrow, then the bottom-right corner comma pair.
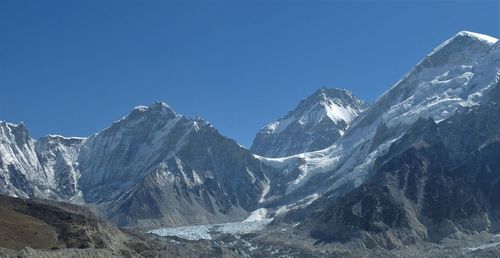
142,220 -> 500,258
212,228 -> 500,258
0,190 -> 497,258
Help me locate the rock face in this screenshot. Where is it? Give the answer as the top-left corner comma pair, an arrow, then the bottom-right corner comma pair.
92,104 -> 273,227
35,135 -> 84,200
251,88 -> 368,158
0,103 -> 277,228
0,122 -> 84,200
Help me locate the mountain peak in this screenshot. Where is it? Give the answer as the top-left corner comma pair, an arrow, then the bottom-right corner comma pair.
125,101 -> 178,122
292,88 -> 368,123
295,88 -> 363,113
440,31 -> 498,49
455,31 -> 498,44
428,30 -> 497,60
312,87 -> 354,101
2,121 -> 29,136
251,87 -> 368,157
149,101 -> 174,110
315,87 -> 351,95
132,101 -> 177,115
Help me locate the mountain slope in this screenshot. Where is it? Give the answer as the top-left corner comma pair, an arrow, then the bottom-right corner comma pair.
251,88 -> 368,158
0,194 -> 125,251
79,102 -> 275,228
260,31 -> 499,214
0,194 -> 244,257
98,110 -> 273,227
299,84 -> 500,248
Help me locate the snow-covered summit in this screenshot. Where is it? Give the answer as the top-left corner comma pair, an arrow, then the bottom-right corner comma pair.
98,101 -> 181,137
251,87 -> 368,157
288,88 -> 366,125
361,30 -> 500,131
128,101 -> 178,119
458,30 -> 497,43
432,31 -> 498,55
418,30 -> 497,71
0,120 -> 25,128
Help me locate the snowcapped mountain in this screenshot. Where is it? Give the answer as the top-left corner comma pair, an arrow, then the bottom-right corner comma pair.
0,102 -> 278,228
251,88 -> 368,157
1,30 -> 499,249
81,102 -> 275,227
298,81 -> 500,249
35,135 -> 85,200
261,31 -> 499,215
78,102 -> 184,204
0,121 -> 84,200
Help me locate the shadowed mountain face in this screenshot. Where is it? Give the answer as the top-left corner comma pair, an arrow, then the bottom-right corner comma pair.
101,116 -> 275,228
251,88 -> 368,158
76,103 -> 276,228
296,83 -> 500,248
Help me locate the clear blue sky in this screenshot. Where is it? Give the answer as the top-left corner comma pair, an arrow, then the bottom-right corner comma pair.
1,0 -> 498,147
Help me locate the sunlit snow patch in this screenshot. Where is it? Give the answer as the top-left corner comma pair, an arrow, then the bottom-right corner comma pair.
468,242 -> 500,252
243,208 -> 267,222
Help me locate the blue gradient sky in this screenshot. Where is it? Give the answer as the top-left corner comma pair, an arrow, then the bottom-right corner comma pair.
1,0 -> 498,147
